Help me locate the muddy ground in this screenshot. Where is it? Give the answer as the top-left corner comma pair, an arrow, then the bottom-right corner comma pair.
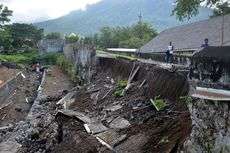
0,58 -> 192,153
0,66 -> 20,83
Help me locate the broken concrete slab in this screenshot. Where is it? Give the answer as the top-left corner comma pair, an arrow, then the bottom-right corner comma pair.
96,130 -> 127,147
56,91 -> 75,107
0,141 -> 22,153
57,109 -> 92,123
109,117 -> 130,129
0,124 -> 13,132
84,122 -> 108,135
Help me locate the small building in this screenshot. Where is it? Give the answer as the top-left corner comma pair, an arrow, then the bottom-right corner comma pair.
140,14 -> 230,56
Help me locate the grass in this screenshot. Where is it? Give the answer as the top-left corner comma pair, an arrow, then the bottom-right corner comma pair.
179,96 -> 193,104
118,80 -> 128,87
111,54 -> 137,62
113,89 -> 123,97
150,95 -> 166,111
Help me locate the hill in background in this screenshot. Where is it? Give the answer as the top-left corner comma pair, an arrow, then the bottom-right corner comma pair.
34,0 -> 212,36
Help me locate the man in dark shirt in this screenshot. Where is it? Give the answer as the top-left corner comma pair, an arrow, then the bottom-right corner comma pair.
201,38 -> 209,48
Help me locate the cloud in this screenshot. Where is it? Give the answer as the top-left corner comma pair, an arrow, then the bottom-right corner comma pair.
0,0 -> 101,23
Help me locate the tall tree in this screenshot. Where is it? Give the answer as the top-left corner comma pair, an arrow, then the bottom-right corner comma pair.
6,23 -> 43,48
0,4 -> 13,26
210,2 -> 230,18
172,0 -> 222,21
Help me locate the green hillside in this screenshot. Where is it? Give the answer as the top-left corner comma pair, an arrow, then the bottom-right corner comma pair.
34,0 -> 212,36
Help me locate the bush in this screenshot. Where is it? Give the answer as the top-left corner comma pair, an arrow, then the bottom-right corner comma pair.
118,80 -> 128,87
113,90 -> 123,97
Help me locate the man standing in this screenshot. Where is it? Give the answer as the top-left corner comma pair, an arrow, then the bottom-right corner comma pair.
168,42 -> 174,64
201,38 -> 209,48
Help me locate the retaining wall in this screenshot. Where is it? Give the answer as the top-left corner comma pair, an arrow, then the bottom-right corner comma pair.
0,70 -> 26,106
183,99 -> 230,153
63,44 -> 96,84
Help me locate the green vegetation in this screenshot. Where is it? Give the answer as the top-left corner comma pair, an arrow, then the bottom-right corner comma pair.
150,95 -> 166,111
0,4 -> 13,26
210,2 -> 230,18
111,54 -> 137,62
118,80 -> 128,87
172,0 -> 225,21
65,33 -> 79,44
159,136 -> 169,144
92,22 -> 157,49
45,32 -> 61,39
56,55 -> 79,84
179,96 -> 193,104
57,55 -> 69,72
113,89 -> 123,97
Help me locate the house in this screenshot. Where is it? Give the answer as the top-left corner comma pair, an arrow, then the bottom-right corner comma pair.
140,14 -> 230,56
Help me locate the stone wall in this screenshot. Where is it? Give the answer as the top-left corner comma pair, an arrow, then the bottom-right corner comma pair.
63,44 -> 96,84
38,39 -> 64,55
183,99 -> 230,153
0,70 -> 25,106
189,57 -> 230,90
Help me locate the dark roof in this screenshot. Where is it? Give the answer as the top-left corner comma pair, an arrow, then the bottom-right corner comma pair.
193,46 -> 230,61
140,14 -> 230,52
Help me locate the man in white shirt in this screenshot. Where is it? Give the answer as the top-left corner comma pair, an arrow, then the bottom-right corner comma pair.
168,42 -> 174,64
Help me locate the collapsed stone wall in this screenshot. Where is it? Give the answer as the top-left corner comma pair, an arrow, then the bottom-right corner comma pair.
183,99 -> 230,153
0,70 -> 25,106
97,57 -> 189,100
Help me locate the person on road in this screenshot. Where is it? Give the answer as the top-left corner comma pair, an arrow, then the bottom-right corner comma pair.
201,38 -> 209,48
168,42 -> 174,64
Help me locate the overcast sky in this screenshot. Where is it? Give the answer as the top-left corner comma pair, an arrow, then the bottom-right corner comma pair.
0,0 -> 101,23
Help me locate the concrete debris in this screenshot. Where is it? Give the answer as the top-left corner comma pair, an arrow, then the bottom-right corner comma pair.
56,91 -> 75,108
0,124 -> 13,132
84,122 -> 108,134
0,141 -> 22,153
57,109 -> 92,123
96,130 -> 127,147
104,84 -> 113,89
90,91 -> 100,105
109,117 -> 131,129
105,104 -> 123,112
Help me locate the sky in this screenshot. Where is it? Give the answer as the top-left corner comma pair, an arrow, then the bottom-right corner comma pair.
0,0 -> 101,23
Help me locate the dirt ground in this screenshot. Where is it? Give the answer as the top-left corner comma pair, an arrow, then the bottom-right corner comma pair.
0,72 -> 39,128
42,66 -> 73,95
0,66 -> 20,83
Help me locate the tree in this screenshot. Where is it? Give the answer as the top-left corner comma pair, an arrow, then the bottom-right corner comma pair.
210,2 -> 230,18
172,0 -> 222,21
0,4 -> 13,26
45,32 -> 61,39
6,23 -> 44,48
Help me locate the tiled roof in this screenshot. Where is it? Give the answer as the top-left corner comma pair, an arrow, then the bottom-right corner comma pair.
140,14 -> 230,52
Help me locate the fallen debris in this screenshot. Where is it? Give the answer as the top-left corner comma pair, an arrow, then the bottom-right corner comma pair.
57,109 -> 92,123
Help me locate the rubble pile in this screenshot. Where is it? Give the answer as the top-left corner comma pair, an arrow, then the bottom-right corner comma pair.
0,58 -> 192,153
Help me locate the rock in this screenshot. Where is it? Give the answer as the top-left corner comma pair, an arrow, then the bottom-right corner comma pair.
84,122 -> 108,135
109,117 -> 131,129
